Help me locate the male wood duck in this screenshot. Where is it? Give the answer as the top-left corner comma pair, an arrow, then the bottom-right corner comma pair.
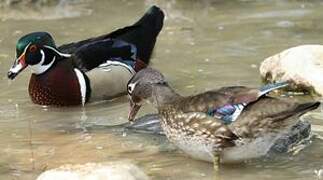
7,6 -> 164,106
126,68 -> 320,165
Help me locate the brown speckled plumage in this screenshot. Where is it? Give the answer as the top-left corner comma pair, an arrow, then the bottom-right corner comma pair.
29,60 -> 82,106
160,106 -> 238,150
127,68 -> 320,162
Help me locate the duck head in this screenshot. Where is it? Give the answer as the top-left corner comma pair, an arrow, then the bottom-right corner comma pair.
7,32 -> 70,80
127,68 -> 179,122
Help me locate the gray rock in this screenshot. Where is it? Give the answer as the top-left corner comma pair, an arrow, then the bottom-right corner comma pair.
37,162 -> 149,180
269,120 -> 311,154
125,114 -> 163,135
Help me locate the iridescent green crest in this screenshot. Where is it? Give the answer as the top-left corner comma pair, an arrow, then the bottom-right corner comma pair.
16,32 -> 56,58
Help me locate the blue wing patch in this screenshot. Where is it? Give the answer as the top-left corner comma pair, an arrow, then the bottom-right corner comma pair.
207,103 -> 246,124
110,39 -> 137,68
207,82 -> 288,124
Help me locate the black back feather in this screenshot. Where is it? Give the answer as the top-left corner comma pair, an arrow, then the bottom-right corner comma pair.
57,6 -> 164,71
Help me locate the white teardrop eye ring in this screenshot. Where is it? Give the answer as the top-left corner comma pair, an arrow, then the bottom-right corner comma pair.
128,83 -> 137,95
29,45 -> 38,53
128,86 -> 132,94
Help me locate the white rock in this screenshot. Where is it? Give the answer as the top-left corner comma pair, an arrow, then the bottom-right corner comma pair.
260,45 -> 323,96
37,162 -> 149,180
315,169 -> 323,179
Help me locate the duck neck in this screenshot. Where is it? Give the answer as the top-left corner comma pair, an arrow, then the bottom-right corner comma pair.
151,83 -> 181,108
30,47 -> 71,75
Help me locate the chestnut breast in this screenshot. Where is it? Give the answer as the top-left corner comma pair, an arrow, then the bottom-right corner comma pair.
28,61 -> 82,106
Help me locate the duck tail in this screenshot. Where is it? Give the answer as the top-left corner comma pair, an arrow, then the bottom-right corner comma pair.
291,101 -> 321,117
231,98 -> 320,138
106,6 -> 164,65
133,5 -> 164,36
129,5 -> 164,65
259,81 -> 289,96
271,101 -> 320,127
58,6 -> 164,69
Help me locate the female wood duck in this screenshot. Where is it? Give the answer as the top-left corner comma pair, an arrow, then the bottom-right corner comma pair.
7,6 -> 164,106
126,68 -> 320,165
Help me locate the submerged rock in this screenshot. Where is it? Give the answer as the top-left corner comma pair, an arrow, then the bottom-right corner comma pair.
37,162 -> 149,180
260,45 -> 323,96
125,114 -> 163,135
269,120 -> 311,154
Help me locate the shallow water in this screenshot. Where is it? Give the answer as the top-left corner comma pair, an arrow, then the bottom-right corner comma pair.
0,0 -> 323,179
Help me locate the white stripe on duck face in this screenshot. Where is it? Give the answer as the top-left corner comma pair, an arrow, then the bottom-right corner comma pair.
74,68 -> 87,106
43,45 -> 71,58
127,81 -> 137,95
30,50 -> 56,75
30,46 -> 72,75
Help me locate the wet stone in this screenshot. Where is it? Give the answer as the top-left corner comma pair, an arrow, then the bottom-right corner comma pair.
260,45 -> 323,96
37,162 -> 149,180
268,121 -> 311,154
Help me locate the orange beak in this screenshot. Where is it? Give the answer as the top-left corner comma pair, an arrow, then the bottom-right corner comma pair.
8,53 -> 27,80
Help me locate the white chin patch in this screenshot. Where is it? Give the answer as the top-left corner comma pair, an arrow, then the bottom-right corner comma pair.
9,63 -> 23,73
127,82 -> 137,95
30,50 -> 55,75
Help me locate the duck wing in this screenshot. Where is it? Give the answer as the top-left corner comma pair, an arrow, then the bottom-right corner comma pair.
165,110 -> 239,150
69,39 -> 137,72
229,97 -> 320,138
177,82 -> 288,124
58,6 -> 164,72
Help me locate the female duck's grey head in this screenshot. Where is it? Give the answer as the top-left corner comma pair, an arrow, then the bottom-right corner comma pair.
127,67 -> 167,121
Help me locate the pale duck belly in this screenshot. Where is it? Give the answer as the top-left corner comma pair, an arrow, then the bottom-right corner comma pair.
162,120 -> 284,163
220,133 -> 280,164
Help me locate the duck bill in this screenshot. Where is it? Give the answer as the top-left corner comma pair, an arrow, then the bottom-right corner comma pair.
7,54 -> 27,80
128,100 -> 142,122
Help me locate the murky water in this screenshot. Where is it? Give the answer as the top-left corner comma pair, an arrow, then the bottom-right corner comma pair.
1,0 -> 323,179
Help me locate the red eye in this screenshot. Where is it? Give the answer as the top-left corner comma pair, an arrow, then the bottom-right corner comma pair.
29,45 -> 38,53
